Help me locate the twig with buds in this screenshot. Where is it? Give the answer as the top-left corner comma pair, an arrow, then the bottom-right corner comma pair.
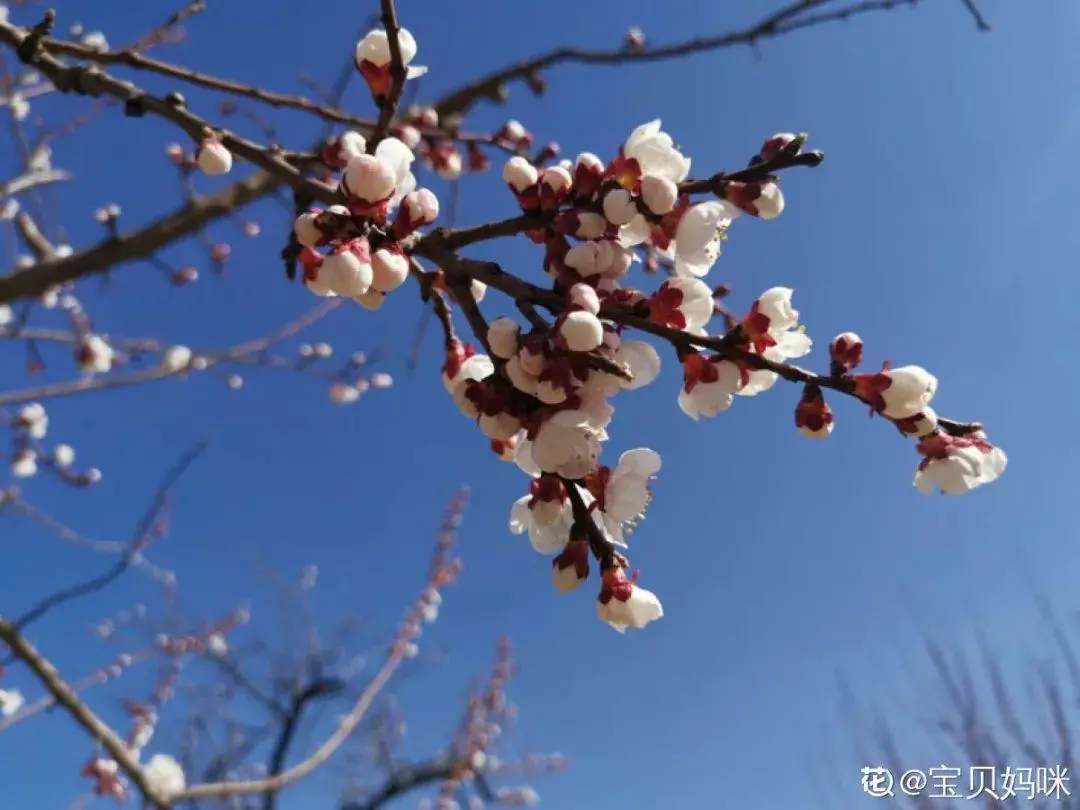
431,0 -> 991,117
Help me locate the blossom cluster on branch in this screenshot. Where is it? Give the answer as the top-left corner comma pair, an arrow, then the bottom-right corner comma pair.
245,26 -> 1007,635
0,0 -> 997,806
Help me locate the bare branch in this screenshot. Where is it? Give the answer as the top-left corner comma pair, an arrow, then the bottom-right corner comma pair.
432,0 -> 990,117
0,170 -> 283,303
0,617 -> 168,809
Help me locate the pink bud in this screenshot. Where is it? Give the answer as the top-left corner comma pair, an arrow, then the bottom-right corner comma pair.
371,248 -> 410,293
323,239 -> 373,296
829,332 -> 863,371
567,283 -> 600,315
503,156 -> 538,193
552,540 -> 590,593
405,188 -> 439,225
501,119 -> 526,143
539,166 -> 572,210
760,132 -> 798,161
433,147 -> 463,180
343,156 -> 395,209
293,212 -> 323,247
572,152 -> 605,199
397,124 -> 422,150
795,388 -> 834,439
196,137 -> 232,176
488,317 -> 521,360
555,211 -> 607,240
559,311 -> 604,353
343,154 -> 396,204
725,181 -> 785,219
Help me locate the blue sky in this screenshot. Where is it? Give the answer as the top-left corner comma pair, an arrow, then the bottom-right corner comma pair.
2,0 -> 1078,808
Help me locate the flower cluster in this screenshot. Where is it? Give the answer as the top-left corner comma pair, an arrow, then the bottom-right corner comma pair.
431,116 -> 1007,631
280,22 -> 1004,634
298,130 -> 439,309
6,402 -> 102,485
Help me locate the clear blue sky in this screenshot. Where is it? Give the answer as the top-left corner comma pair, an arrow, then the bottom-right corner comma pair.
2,0 -> 1077,808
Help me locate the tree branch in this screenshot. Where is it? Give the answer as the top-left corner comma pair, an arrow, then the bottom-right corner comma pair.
343,757 -> 457,810
0,618 -> 168,809
0,170 -> 283,303
368,0 -> 407,150
4,441 -> 206,635
431,0 -> 989,117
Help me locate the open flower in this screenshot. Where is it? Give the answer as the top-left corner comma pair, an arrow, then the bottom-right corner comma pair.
662,200 -> 739,278
596,567 -> 663,633
914,432 -> 1007,495
853,365 -> 938,420
620,120 -> 691,186
583,448 -> 660,546
678,354 -> 747,420
77,334 -> 115,375
648,277 -> 713,332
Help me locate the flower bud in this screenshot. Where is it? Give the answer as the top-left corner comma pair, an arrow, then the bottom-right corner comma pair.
343,154 -> 396,204
759,132 -> 799,162
539,165 -> 573,210
572,152 -> 605,199
795,386 -> 834,439
293,211 -> 323,247
829,332 -> 863,372
640,174 -> 677,215
553,540 -> 590,593
371,248 -> 410,293
161,345 -> 193,373
894,406 -> 938,438
503,156 -> 539,193
559,311 -> 604,353
404,188 -> 439,225
602,188 -> 638,226
196,137 -> 232,176
488,317 -> 521,360
567,282 -> 600,315
323,239 -> 374,297
555,211 -> 607,240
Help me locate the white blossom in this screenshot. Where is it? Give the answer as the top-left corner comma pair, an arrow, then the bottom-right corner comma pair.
18,402 -> 47,439
880,365 -> 938,420
624,120 -> 691,184
53,444 -> 75,467
78,334 -> 115,374
670,201 -> 736,277
161,345 -> 193,373
914,436 -> 1007,496
0,688 -> 25,718
144,754 -> 186,799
